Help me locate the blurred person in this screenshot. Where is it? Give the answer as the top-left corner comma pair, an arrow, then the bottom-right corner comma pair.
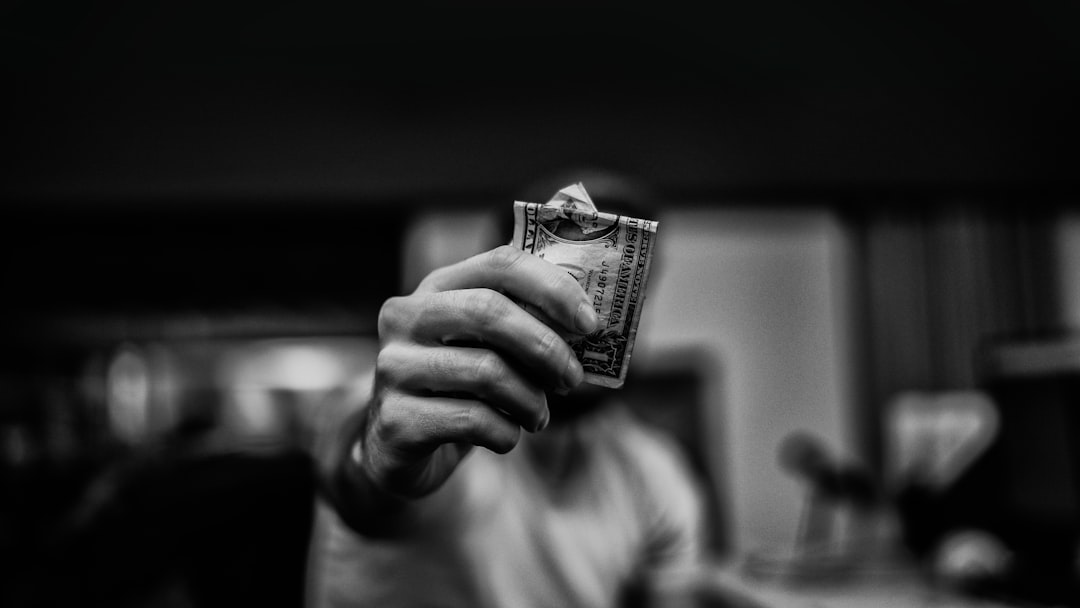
307,176 -> 746,608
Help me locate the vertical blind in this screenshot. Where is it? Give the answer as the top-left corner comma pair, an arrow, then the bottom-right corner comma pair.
854,203 -> 1063,469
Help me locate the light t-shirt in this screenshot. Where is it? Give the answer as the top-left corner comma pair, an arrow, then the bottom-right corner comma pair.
306,405 -> 705,608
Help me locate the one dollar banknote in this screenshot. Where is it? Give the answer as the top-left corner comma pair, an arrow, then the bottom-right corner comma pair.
511,183 -> 659,389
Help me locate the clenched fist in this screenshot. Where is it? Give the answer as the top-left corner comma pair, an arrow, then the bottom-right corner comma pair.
351,245 -> 598,507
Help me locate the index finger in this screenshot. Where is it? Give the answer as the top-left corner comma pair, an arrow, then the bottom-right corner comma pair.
415,245 -> 598,335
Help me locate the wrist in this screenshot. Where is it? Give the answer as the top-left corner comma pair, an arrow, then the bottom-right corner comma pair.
325,407 -> 410,537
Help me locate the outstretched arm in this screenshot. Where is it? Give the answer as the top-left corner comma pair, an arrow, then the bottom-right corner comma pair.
320,245 -> 598,537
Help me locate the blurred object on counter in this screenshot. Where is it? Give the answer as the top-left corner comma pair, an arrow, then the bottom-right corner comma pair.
892,333 -> 1080,606
885,391 -> 999,493
931,528 -> 1014,594
743,433 -> 898,585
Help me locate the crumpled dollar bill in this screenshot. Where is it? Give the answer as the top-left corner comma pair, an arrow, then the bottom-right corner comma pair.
511,183 -> 659,388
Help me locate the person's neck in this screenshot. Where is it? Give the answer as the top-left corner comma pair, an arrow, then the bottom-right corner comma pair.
521,402 -> 609,489
523,423 -> 583,485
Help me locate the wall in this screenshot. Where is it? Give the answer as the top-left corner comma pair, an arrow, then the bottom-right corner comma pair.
1058,212 -> 1080,329
636,207 -> 857,551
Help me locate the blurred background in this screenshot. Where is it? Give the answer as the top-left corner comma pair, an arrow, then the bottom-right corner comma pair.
2,1 -> 1080,606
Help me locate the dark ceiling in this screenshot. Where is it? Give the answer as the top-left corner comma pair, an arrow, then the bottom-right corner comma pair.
4,2 -> 1077,86
3,1 -> 1080,203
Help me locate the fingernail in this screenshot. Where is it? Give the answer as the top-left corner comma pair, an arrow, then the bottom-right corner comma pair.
563,357 -> 584,389
575,303 -> 598,334
538,409 -> 550,432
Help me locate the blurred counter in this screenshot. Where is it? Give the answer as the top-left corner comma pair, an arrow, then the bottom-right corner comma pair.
705,557 -> 1017,608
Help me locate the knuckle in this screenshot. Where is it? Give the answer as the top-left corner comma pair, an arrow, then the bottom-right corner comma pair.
458,403 -> 518,454
467,288 -> 509,325
373,392 -> 408,441
374,347 -> 402,386
535,329 -> 566,364
486,245 -> 524,273
378,296 -> 409,336
454,402 -> 484,442
470,351 -> 502,386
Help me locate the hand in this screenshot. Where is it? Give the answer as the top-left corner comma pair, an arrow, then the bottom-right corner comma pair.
357,245 -> 598,499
